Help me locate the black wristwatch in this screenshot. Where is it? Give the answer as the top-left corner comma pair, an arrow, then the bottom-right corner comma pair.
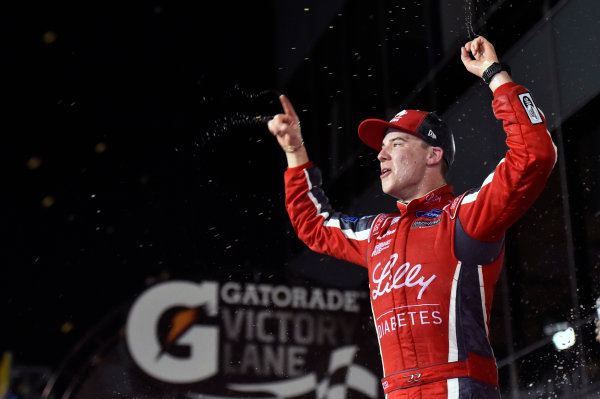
482,62 -> 511,85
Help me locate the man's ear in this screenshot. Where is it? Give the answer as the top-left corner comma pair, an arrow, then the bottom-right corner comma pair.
427,146 -> 444,166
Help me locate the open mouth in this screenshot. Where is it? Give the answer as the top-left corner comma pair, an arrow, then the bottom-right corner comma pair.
380,168 -> 391,178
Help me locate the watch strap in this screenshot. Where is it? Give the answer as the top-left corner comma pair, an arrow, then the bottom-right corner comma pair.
482,62 -> 511,85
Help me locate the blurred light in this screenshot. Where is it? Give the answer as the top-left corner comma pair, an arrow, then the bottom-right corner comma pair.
552,327 -> 576,351
95,142 -> 107,153
42,31 -> 57,44
543,321 -> 569,336
26,156 -> 42,170
60,321 -> 74,334
41,196 -> 55,208
0,352 -> 12,397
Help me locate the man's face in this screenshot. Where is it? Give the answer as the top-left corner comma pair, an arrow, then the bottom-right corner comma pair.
378,128 -> 430,201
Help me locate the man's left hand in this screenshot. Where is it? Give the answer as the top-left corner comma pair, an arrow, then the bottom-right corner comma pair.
461,36 -> 512,91
460,36 -> 499,78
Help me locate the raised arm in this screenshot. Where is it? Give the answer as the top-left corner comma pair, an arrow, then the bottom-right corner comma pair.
267,94 -> 309,167
268,94 -> 374,267
453,36 -> 557,242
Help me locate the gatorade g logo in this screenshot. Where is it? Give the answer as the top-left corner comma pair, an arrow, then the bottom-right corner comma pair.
125,281 -> 219,383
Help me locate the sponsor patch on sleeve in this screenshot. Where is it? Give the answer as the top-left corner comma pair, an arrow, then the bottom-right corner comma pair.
518,92 -> 543,125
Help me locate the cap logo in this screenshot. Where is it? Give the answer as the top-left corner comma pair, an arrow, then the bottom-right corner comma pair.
390,110 -> 407,122
428,129 -> 437,139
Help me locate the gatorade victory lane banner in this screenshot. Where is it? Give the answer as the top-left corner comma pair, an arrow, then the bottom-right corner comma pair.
62,279 -> 384,399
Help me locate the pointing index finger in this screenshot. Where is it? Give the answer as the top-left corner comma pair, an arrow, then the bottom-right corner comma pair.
279,94 -> 298,120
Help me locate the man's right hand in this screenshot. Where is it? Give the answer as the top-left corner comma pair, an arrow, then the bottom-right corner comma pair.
268,95 -> 309,167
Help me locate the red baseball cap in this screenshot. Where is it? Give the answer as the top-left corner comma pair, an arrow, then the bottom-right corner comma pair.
358,109 -> 455,166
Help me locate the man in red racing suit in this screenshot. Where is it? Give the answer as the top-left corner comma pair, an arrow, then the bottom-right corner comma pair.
268,37 -> 556,398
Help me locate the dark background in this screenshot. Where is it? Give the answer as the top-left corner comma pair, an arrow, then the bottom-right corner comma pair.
3,0 -> 600,397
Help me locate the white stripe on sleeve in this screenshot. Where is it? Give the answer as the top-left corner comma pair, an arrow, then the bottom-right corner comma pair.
462,158 -> 505,205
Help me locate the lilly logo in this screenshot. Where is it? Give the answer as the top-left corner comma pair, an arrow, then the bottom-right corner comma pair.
371,254 -> 436,300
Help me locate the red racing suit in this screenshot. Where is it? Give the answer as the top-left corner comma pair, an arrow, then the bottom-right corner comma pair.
284,83 -> 556,398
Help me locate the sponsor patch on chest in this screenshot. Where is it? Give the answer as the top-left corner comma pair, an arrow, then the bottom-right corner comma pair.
415,209 -> 442,219
372,239 -> 392,256
412,208 -> 442,228
412,219 -> 441,228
